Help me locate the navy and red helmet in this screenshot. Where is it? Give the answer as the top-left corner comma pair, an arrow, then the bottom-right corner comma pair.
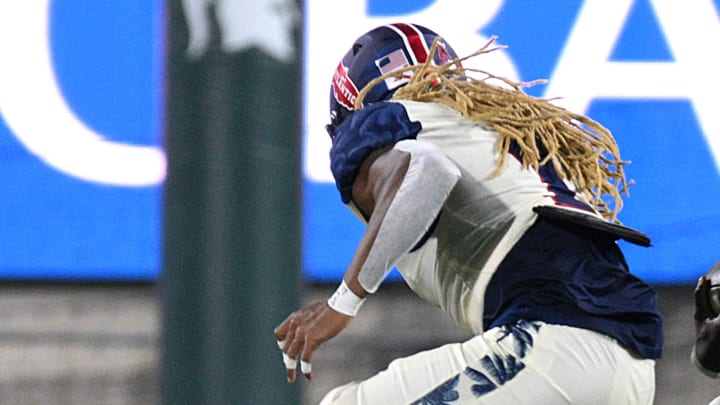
327,23 -> 459,133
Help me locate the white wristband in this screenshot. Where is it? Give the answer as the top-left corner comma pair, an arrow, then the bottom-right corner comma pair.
327,280 -> 366,316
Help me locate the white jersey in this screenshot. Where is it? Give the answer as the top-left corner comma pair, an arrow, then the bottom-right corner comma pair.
330,99 -> 660,356
392,100 -> 558,334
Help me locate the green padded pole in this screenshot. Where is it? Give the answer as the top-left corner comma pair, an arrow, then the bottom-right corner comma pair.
160,2 -> 302,403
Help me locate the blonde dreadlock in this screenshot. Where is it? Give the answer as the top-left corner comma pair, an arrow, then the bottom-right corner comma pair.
355,37 -> 630,223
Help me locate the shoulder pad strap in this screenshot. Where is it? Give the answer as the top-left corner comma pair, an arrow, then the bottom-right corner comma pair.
533,205 -> 651,247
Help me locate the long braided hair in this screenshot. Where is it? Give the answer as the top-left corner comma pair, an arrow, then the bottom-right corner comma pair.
355,37 -> 631,223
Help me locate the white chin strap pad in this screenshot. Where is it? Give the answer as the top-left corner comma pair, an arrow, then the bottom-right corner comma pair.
358,140 -> 461,293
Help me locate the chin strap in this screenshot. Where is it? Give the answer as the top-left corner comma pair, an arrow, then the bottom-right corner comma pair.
357,139 -> 461,293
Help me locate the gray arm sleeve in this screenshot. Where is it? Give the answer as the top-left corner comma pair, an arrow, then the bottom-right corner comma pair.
357,139 -> 461,293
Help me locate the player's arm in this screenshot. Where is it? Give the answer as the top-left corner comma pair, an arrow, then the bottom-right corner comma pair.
274,140 -> 461,383
692,272 -> 720,377
340,139 -> 461,298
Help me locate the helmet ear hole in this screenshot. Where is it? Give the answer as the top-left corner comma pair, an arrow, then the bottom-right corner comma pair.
352,43 -> 362,55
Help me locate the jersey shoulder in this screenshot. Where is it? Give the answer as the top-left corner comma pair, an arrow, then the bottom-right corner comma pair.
330,102 -> 422,203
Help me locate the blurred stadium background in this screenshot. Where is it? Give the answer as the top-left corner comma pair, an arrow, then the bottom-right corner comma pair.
0,1 -> 719,404
0,283 -> 718,404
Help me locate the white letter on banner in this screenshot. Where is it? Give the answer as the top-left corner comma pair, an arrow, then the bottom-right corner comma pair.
303,0 -> 520,183
0,2 -> 166,186
544,0 -> 720,173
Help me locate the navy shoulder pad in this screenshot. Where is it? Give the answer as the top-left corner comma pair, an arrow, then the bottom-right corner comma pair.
329,102 -> 422,203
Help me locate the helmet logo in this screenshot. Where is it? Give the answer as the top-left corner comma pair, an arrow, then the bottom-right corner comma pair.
435,41 -> 453,64
332,62 -> 359,111
374,49 -> 412,91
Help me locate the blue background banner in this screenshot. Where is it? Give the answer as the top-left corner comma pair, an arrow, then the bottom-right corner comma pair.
0,0 -> 717,283
0,0 -> 164,280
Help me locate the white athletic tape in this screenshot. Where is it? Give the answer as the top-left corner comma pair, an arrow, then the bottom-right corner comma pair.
277,340 -> 286,350
327,280 -> 366,316
301,360 -> 312,374
283,352 -> 297,370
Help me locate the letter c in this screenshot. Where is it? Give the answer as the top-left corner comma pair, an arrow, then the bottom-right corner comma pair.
0,1 -> 166,186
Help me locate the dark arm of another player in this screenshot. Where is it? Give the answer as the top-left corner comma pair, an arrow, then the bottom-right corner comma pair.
693,269 -> 720,377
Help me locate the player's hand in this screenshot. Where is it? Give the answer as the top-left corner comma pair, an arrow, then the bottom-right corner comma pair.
694,276 -> 720,372
274,300 -> 353,383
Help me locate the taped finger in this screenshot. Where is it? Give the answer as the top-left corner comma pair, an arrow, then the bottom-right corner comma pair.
283,352 -> 297,370
277,340 -> 286,350
301,360 -> 312,374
